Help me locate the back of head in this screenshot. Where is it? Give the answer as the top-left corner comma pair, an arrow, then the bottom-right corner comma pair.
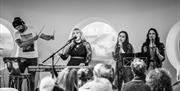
93,63 -> 114,81
131,58 -> 146,76
39,76 -> 55,91
146,68 -> 172,91
100,64 -> 114,83
78,67 -> 93,81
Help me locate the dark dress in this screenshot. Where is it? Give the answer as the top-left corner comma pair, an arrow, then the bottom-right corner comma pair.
61,40 -> 92,66
141,42 -> 165,69
113,43 -> 134,90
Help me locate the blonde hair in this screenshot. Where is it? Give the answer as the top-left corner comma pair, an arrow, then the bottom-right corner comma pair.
131,58 -> 147,76
39,76 -> 55,91
56,67 -> 69,90
93,63 -> 114,83
56,67 -> 78,91
69,28 -> 86,41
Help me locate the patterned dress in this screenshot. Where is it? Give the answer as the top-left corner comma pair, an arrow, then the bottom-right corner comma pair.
61,40 -> 92,66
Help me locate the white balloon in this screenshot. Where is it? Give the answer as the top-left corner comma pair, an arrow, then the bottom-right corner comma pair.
166,21 -> 180,80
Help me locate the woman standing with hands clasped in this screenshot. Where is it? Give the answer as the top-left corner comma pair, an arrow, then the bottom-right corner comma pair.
141,28 -> 165,71
112,31 -> 134,90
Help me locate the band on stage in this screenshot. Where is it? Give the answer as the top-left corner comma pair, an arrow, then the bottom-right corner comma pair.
2,17 -> 166,91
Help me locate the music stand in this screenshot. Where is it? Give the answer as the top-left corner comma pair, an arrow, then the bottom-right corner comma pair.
121,52 -> 147,67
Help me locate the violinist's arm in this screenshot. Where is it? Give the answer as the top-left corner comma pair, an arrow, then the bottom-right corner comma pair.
40,33 -> 54,41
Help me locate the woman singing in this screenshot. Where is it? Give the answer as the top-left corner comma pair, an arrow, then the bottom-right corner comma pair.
112,31 -> 134,90
60,28 -> 92,66
141,28 -> 165,70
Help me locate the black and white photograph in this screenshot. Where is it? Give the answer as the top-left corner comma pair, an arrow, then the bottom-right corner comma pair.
0,0 -> 180,91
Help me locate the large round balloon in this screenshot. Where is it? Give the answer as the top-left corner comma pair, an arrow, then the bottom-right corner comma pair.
166,21 -> 180,72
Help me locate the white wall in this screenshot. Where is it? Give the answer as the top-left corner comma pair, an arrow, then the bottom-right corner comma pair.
0,0 -> 180,90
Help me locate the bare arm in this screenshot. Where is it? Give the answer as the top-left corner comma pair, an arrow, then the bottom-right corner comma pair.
39,33 -> 54,40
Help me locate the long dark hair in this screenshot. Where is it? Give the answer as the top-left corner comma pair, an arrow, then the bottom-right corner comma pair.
66,68 -> 78,91
145,28 -> 160,46
115,31 -> 130,53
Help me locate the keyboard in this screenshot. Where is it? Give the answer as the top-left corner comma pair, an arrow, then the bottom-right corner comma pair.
28,65 -> 92,72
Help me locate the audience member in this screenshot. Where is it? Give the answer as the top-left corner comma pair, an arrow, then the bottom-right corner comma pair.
146,68 -> 173,91
77,67 -> 93,87
39,76 -> 55,91
56,67 -> 78,91
36,76 -> 64,91
79,63 -> 113,91
121,58 -> 151,91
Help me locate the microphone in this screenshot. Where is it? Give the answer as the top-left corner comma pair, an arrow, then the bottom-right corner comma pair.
152,39 -> 154,47
68,36 -> 77,42
151,39 -> 155,48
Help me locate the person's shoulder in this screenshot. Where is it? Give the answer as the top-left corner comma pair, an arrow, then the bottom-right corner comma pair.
83,41 -> 91,46
127,43 -> 133,47
53,85 -> 65,91
123,80 -> 146,87
158,42 -> 165,48
122,81 -> 151,91
121,81 -> 133,91
127,43 -> 133,49
142,42 -> 148,46
159,42 -> 164,46
123,80 -> 134,86
79,81 -> 93,89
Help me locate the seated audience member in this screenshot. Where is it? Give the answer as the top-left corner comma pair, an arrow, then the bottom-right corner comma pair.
39,76 -> 64,91
79,63 -> 113,91
121,58 -> 151,91
77,67 -> 93,87
56,67 -> 78,91
39,76 -> 55,91
146,68 -> 173,91
93,63 -> 115,83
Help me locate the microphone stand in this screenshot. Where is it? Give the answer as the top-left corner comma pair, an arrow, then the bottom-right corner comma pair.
42,41 -> 71,78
